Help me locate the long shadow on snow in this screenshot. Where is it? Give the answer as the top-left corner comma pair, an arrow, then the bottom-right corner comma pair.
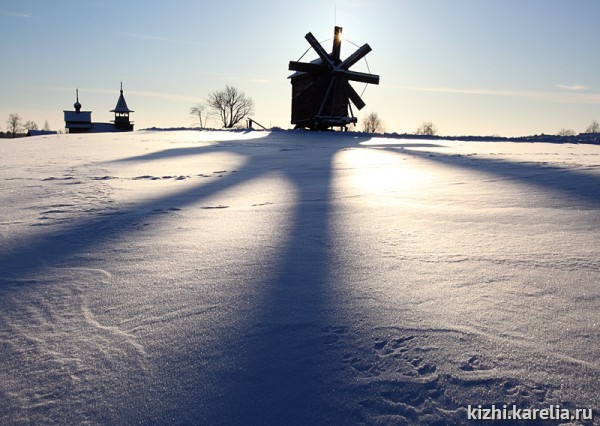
124,132 -> 369,424
114,136 -> 600,424
0,131 -> 369,424
0,131 -> 336,279
0,150 -> 259,280
155,138 -> 599,425
7,134 -> 592,424
380,144 -> 600,208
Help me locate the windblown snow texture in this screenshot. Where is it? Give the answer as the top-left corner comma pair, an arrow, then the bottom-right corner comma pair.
1,130 -> 599,425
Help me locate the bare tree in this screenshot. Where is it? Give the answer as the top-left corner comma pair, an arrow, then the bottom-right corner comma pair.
6,113 -> 23,137
557,128 -> 576,137
362,112 -> 384,133
24,120 -> 38,132
190,102 -> 213,128
43,120 -> 51,131
415,121 -> 438,136
585,119 -> 600,134
208,85 -> 254,128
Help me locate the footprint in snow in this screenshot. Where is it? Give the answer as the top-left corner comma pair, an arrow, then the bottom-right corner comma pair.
459,354 -> 492,372
320,325 -> 349,345
200,205 -> 229,210
151,207 -> 182,214
347,335 -> 437,379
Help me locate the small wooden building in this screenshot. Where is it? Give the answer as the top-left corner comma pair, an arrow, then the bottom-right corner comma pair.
26,130 -> 58,137
110,82 -> 134,131
63,84 -> 135,133
64,89 -> 92,133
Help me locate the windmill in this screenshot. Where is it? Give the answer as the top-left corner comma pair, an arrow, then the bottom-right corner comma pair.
288,26 -> 379,131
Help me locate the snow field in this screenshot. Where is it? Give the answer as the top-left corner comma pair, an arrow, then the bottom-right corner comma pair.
1,130 -> 599,424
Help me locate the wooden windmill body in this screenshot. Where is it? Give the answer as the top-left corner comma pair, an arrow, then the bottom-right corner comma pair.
288,26 -> 379,130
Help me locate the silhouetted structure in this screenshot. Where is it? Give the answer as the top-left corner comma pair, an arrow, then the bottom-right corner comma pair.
64,89 -> 92,133
288,26 -> 379,130
111,82 -> 134,131
26,130 -> 58,137
63,84 -> 134,133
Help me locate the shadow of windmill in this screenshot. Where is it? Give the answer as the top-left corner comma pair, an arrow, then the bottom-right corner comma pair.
129,137 -> 600,425
3,133 -> 599,424
0,130 -> 371,424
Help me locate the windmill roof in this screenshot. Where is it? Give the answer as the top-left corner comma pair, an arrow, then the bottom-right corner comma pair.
110,91 -> 134,113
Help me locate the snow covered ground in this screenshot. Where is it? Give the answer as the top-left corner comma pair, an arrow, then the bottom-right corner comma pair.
1,129 -> 599,425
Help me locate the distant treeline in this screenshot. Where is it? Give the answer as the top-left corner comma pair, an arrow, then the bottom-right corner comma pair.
0,131 -> 26,139
380,132 -> 600,145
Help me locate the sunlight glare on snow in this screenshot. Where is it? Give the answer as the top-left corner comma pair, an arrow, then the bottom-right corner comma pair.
334,147 -> 430,203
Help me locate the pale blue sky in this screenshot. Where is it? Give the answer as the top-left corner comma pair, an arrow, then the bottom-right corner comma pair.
1,0 -> 600,136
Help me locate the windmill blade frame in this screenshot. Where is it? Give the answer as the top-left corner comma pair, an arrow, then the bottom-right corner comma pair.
344,81 -> 366,111
339,44 -> 372,70
304,32 -> 335,69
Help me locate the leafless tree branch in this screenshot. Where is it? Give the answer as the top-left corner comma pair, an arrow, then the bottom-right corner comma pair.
208,86 -> 254,128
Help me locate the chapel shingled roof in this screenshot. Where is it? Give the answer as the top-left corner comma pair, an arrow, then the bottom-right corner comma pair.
110,83 -> 134,113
